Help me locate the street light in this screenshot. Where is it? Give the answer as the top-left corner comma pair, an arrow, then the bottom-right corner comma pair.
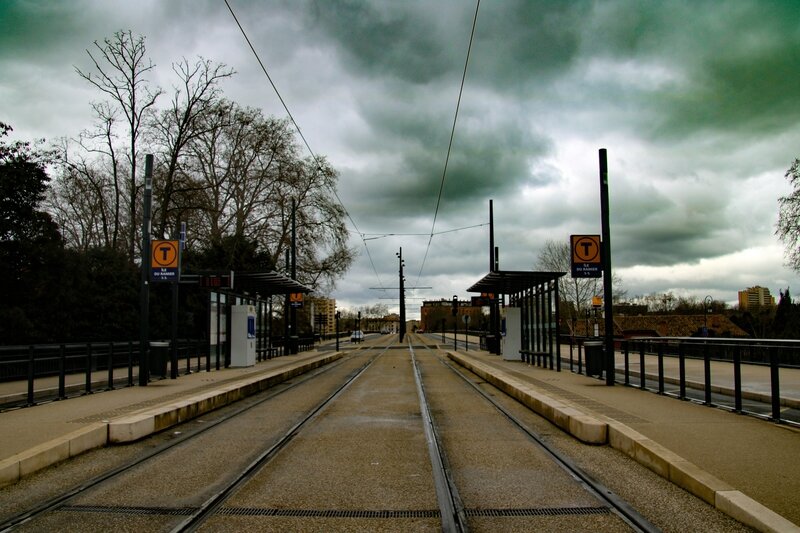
703,295 -> 713,337
335,310 -> 341,351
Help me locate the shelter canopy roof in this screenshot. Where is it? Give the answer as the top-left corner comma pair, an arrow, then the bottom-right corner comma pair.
467,270 -> 566,295
234,271 -> 312,296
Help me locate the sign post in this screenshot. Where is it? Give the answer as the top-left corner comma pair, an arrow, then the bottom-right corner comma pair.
139,155 -> 153,386
462,314 -> 471,351
151,240 -> 180,282
599,148 -> 614,386
289,292 -> 304,308
570,235 -> 602,278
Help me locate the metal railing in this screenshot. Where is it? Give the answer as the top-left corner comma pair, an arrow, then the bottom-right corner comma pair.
0,339 -> 208,409
0,332 -> 327,410
561,335 -> 800,426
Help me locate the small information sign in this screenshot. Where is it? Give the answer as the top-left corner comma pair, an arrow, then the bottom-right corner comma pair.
570,235 -> 602,278
151,240 -> 180,282
289,292 -> 304,308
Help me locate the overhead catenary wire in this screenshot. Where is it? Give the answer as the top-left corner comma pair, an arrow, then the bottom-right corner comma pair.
224,0 -> 386,290
415,0 -> 481,287
227,0 -> 482,296
360,222 -> 489,241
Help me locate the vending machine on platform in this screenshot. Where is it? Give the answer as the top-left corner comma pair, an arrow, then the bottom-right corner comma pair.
231,304 -> 256,367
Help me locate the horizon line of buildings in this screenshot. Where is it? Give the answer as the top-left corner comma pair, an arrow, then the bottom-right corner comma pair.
308,285 -> 779,333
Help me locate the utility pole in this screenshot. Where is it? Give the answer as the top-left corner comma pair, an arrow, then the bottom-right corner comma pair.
138,154 -> 153,386
599,148 -> 614,386
452,295 -> 458,350
397,248 -> 406,342
290,199 -> 297,354
335,310 -> 340,351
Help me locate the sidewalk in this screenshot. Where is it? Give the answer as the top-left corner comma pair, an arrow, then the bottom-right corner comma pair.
447,346 -> 800,532
0,350 -> 343,487
2,339 -> 798,531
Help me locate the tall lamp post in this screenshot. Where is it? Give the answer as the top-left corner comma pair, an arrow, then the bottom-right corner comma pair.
452,295 -> 458,350
397,248 -> 406,342
704,296 -> 713,337
335,310 -> 340,351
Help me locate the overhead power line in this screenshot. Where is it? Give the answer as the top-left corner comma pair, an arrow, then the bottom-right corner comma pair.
415,0 -> 481,285
224,0 -> 386,290
360,222 -> 489,241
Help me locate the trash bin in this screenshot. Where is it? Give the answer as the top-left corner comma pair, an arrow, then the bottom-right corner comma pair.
584,340 -> 604,377
149,341 -> 169,378
485,335 -> 498,354
288,336 -> 299,355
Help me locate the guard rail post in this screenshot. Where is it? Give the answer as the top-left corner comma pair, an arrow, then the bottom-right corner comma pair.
678,342 -> 686,400
27,345 -> 35,406
127,341 -> 134,387
58,344 -> 67,399
639,341 -> 646,389
770,346 -> 781,422
107,342 -> 115,390
85,343 -> 93,394
623,341 -> 630,385
703,341 -> 711,405
657,342 -> 665,394
733,343 -> 742,412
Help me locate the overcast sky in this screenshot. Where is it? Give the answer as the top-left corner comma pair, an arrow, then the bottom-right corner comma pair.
3,0 -> 800,318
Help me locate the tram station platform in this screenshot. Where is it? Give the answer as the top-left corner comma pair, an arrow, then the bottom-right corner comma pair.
1,339 -> 798,532
447,346 -> 800,533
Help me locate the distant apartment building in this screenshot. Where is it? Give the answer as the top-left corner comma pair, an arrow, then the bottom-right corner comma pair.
737,286 -> 775,310
310,297 -> 336,333
420,299 -> 485,331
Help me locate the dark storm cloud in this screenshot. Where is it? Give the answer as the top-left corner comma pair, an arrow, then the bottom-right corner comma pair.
580,1 -> 800,140
0,2 -> 90,63
2,0 -> 799,311
346,100 -> 552,222
303,1 -> 465,84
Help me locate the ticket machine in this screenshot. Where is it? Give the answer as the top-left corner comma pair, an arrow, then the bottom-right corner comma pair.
231,304 -> 256,367
502,307 -> 522,361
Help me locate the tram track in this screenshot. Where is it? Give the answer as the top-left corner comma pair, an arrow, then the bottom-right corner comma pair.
410,342 -> 469,533
0,347 -> 386,532
170,344 -> 391,532
1,334 -> 749,532
415,339 -> 660,533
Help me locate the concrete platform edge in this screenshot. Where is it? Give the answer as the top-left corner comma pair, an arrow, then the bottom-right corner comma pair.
447,351 -> 800,533
0,352 -> 342,489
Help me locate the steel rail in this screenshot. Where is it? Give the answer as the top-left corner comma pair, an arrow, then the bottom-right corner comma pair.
420,339 -> 660,533
409,341 -> 469,533
0,351 -> 368,532
170,343 -> 392,532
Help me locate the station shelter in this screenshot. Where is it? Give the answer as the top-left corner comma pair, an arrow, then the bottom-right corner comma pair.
467,270 -> 565,370
205,271 -> 312,369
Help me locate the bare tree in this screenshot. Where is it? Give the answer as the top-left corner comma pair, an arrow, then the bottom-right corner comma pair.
150,58 -> 234,239
777,158 -> 800,271
51,100 -> 127,251
188,102 -> 355,291
188,102 -> 294,247
535,239 -> 625,328
536,240 -> 600,322
76,30 -> 162,261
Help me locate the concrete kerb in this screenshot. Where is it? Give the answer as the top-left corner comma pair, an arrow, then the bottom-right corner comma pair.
0,352 -> 343,489
447,352 -> 606,445
447,351 -> 800,533
109,351 -> 343,441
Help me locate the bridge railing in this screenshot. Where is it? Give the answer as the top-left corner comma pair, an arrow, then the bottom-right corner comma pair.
0,339 -> 206,408
0,333 -> 325,409
561,335 -> 800,425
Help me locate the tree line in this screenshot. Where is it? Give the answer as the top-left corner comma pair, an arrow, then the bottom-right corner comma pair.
534,239 -> 800,339
1,30 -> 354,345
